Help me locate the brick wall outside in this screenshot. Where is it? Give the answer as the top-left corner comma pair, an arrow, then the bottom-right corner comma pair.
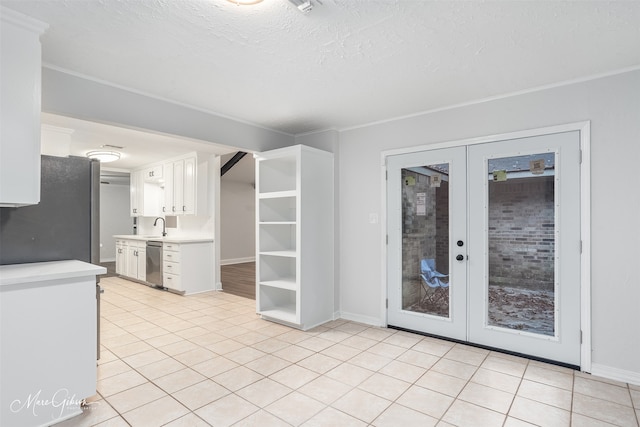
401,169 -> 449,307
488,176 -> 555,290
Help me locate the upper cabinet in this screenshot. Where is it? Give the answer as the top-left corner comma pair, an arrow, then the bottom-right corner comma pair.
130,170 -> 143,216
0,8 -> 48,207
131,153 -> 207,218
163,155 -> 196,215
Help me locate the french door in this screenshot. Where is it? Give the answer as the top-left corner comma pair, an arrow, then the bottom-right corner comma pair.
387,131 -> 581,365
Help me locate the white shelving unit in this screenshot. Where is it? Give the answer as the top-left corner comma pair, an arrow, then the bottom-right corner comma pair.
256,145 -> 334,330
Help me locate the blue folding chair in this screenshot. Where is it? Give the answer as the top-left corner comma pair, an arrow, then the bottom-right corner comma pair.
420,258 -> 449,304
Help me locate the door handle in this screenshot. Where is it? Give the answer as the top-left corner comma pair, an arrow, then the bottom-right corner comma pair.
456,254 -> 464,261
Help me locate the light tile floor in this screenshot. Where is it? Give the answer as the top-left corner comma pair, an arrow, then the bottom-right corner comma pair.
60,277 -> 640,427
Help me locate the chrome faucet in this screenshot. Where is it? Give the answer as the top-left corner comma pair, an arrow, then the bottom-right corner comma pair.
153,217 -> 167,237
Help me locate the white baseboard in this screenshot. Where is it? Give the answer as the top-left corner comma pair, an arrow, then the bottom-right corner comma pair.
100,257 -> 116,263
215,281 -> 223,291
590,363 -> 640,386
220,257 -> 256,266
338,311 -> 385,327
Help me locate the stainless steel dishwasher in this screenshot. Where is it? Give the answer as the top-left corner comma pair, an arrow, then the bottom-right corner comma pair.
146,241 -> 163,287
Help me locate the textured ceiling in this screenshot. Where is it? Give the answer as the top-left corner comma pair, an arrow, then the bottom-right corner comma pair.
3,0 -> 640,135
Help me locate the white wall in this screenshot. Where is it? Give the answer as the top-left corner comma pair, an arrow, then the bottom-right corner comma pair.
99,183 -> 131,262
219,154 -> 255,264
337,70 -> 640,381
220,180 -> 255,264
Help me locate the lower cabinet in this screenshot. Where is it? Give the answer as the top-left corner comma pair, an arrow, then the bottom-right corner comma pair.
115,239 -> 146,282
115,239 -> 127,275
115,238 -> 214,295
126,241 -> 146,282
163,242 -> 214,295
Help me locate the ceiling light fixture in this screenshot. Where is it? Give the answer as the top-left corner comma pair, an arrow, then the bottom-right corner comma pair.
86,150 -> 121,163
226,0 -> 264,5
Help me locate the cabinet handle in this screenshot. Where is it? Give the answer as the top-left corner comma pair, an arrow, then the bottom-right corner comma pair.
172,206 -> 176,212
183,205 -> 186,211
167,265 -> 172,268
163,207 -> 166,212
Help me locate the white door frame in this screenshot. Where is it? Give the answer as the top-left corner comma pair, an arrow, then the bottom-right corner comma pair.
380,121 -> 591,371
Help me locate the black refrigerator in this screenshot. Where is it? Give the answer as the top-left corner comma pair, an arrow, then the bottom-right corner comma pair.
0,154 -> 103,358
0,155 -> 100,265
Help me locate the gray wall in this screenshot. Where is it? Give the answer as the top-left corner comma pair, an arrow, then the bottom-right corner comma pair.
42,65 -> 640,380
42,67 -> 294,153
337,70 -> 640,379
99,182 -> 131,262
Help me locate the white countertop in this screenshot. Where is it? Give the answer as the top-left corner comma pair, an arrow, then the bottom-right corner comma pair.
0,260 -> 106,287
114,234 -> 214,243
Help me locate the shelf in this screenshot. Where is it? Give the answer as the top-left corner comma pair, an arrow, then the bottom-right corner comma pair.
259,156 -> 297,193
259,307 -> 297,324
259,279 -> 297,291
259,196 -> 296,222
259,221 -> 296,225
259,250 -> 297,258
258,190 -> 297,199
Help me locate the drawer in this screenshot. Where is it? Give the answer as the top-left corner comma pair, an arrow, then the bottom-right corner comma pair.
163,243 -> 179,252
163,272 -> 182,292
163,251 -> 179,262
163,260 -> 180,275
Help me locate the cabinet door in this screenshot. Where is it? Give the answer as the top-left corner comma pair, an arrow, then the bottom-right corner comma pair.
115,242 -> 126,275
130,171 -> 144,217
173,160 -> 185,214
163,162 -> 174,214
126,246 -> 138,278
182,157 -> 196,214
0,13 -> 46,206
143,165 -> 163,182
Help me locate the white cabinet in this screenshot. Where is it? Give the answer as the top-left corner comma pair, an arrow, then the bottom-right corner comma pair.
163,155 -> 198,215
0,8 -> 48,207
131,153 -> 205,217
115,239 -> 146,282
130,169 -> 162,217
130,170 -> 144,216
115,239 -> 127,275
163,241 -> 214,294
143,165 -> 163,182
0,261 -> 103,426
126,241 -> 146,282
255,145 -> 334,330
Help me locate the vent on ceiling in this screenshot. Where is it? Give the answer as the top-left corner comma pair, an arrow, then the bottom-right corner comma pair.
102,144 -> 125,150
288,0 -> 320,13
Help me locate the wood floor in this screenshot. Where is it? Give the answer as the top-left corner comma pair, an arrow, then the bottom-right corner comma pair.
220,262 -> 256,300
102,260 -> 255,299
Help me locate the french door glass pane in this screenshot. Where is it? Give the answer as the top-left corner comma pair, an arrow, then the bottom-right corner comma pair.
487,153 -> 556,336
401,165 -> 450,318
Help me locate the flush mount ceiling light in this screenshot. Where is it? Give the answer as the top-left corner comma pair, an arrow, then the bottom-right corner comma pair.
86,150 -> 120,163
226,0 -> 264,5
